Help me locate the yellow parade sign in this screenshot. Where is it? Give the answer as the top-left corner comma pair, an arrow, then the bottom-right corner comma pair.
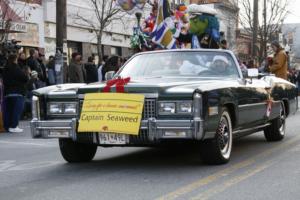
78,93 -> 145,135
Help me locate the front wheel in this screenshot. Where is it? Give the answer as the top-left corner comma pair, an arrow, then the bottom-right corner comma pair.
200,108 -> 233,165
59,139 -> 97,163
264,102 -> 286,141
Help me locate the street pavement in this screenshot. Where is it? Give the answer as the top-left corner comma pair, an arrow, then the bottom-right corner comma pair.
1,111 -> 300,200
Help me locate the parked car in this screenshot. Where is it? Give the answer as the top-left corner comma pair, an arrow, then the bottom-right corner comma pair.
31,50 -> 298,164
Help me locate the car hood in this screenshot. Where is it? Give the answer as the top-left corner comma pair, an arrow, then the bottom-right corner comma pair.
77,77 -> 240,98
33,83 -> 86,97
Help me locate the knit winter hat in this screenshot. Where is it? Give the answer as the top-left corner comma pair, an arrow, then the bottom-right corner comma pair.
271,40 -> 281,48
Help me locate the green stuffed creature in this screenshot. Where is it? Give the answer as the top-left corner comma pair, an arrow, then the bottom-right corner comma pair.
178,4 -> 220,49
189,16 -> 208,36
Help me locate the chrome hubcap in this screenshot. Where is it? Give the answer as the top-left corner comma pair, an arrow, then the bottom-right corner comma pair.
217,117 -> 230,155
279,105 -> 286,135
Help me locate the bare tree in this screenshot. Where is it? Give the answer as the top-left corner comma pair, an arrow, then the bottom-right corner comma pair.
71,0 -> 127,63
238,0 -> 289,62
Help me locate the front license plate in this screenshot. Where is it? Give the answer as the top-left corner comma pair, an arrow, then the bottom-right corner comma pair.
98,133 -> 126,145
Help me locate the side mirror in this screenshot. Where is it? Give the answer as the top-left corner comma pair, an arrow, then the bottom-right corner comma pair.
105,71 -> 115,81
247,68 -> 259,78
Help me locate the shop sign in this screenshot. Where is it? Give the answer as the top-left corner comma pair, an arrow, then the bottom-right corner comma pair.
9,23 -> 39,47
111,35 -> 123,43
0,20 -> 27,33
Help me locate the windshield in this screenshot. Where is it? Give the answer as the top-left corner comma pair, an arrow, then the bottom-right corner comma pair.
118,51 -> 240,79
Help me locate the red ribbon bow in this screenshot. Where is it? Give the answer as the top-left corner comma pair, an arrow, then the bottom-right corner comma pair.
102,77 -> 131,93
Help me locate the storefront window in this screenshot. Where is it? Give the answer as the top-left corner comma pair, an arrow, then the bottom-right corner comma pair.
110,46 -> 122,56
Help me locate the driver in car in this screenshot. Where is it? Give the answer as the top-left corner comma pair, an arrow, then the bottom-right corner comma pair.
210,55 -> 230,74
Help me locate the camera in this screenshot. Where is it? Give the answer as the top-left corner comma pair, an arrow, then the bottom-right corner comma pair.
0,39 -> 22,71
1,39 -> 21,55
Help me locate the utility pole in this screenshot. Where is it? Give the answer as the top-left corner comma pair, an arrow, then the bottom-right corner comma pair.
263,0 -> 267,59
55,0 -> 67,84
252,0 -> 258,59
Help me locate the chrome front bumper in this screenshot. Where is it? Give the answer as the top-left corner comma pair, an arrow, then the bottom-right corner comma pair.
140,118 -> 204,140
30,92 -> 204,142
30,118 -> 77,140
30,118 -> 204,141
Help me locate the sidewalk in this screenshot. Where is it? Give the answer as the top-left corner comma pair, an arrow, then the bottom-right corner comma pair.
0,120 -> 30,135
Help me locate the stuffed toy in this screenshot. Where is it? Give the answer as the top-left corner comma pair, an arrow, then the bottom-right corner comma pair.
142,3 -> 157,35
178,4 -> 220,49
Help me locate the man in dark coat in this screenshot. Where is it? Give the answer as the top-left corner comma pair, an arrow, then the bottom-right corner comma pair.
69,52 -> 86,83
27,49 -> 45,82
84,56 -> 98,83
37,52 -> 48,86
3,54 -> 29,133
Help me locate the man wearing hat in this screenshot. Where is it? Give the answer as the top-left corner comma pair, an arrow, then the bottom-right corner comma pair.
210,55 -> 231,74
269,41 -> 288,80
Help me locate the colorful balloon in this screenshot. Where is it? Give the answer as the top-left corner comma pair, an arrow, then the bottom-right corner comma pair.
117,0 -> 146,12
117,0 -> 135,11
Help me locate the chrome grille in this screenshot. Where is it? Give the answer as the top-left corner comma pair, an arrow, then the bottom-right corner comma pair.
143,99 -> 156,119
79,100 -> 83,117
79,98 -> 157,119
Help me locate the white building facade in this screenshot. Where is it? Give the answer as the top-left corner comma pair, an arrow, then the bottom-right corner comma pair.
9,0 -> 237,59
10,0 -> 151,60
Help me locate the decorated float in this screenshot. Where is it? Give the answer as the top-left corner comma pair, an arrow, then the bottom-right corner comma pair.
116,0 -> 221,52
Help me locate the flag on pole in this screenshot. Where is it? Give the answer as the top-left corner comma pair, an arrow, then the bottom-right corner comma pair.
151,0 -> 176,49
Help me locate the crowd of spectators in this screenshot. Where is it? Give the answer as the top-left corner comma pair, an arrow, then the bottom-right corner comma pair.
238,41 -> 300,86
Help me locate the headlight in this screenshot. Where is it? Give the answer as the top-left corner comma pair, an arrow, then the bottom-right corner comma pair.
64,103 -> 77,114
158,101 -> 192,115
48,102 -> 77,115
49,103 -> 63,114
177,102 -> 192,113
159,102 -> 176,114
32,96 -> 40,119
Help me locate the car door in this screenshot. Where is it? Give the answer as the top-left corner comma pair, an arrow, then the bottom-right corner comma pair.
236,78 -> 270,127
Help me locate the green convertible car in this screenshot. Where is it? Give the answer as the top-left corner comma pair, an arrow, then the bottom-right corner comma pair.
31,50 -> 298,164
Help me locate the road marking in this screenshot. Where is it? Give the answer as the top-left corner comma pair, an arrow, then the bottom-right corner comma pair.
0,140 -> 56,147
0,160 -> 61,172
156,160 -> 255,200
156,134 -> 300,200
191,141 -> 300,200
0,160 -> 15,171
190,162 -> 272,200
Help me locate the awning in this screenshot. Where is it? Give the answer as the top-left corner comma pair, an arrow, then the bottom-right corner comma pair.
0,0 -> 27,33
